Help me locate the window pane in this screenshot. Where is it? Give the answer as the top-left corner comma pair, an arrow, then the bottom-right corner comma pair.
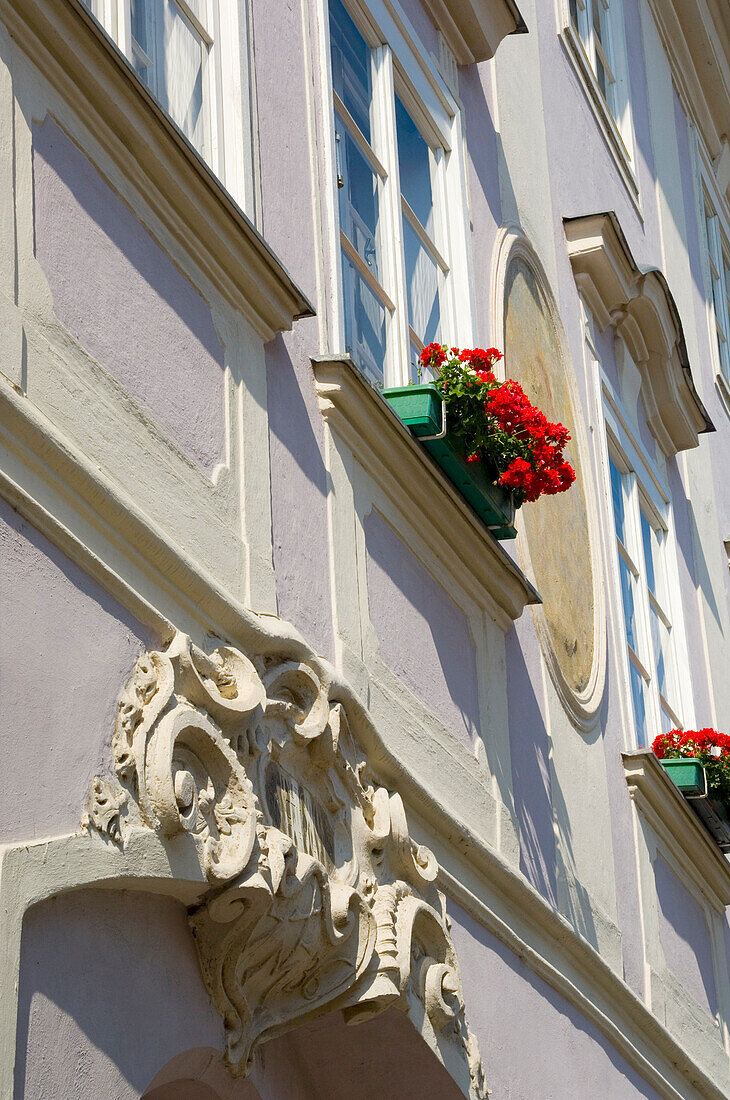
81,0 -> 105,22
639,510 -> 656,596
329,0 -> 372,143
649,604 -> 674,702
660,707 -> 675,737
403,218 -> 440,348
342,252 -> 387,385
569,0 -> 579,30
395,96 -> 434,237
609,458 -> 627,544
629,661 -> 649,747
130,0 -> 205,154
336,122 -> 381,279
618,554 -> 639,654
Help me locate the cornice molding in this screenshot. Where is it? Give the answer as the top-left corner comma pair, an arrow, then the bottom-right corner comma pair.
311,355 -> 539,630
420,0 -> 526,65
622,749 -> 730,912
0,0 -> 314,341
564,212 -> 713,455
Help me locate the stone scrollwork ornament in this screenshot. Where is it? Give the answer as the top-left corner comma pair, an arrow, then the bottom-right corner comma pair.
86,632 -> 487,1098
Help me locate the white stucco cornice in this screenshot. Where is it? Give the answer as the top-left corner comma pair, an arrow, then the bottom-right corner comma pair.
0,0 -> 314,341
312,355 -> 540,629
646,0 -> 730,179
419,0 -> 527,65
564,212 -> 713,455
622,749 -> 730,912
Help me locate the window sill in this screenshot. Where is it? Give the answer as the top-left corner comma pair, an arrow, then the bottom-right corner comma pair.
559,25 -> 641,217
311,355 -> 540,629
623,750 -> 730,907
6,0 -> 314,341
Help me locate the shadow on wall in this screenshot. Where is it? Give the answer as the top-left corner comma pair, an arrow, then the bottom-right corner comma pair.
32,116 -> 226,472
142,1005 -> 465,1100
265,329 -> 334,658
505,625 -> 558,906
14,891 -> 223,1100
363,508 -> 481,749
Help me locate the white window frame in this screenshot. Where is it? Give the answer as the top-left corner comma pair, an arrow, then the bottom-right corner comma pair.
557,0 -> 638,207
693,134 -> 730,405
584,311 -> 695,749
78,0 -> 255,216
317,0 -> 476,387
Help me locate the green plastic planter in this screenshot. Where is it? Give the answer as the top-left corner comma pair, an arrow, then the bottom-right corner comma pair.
383,384 -> 518,540
660,757 -> 706,796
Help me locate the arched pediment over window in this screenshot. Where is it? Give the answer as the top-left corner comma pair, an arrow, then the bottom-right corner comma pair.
564,212 -> 713,455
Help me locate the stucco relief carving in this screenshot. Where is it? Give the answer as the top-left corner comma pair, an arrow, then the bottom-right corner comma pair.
86,632 -> 486,1097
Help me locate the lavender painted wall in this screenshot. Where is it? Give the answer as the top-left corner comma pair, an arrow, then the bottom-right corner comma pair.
33,117 -> 226,472
654,855 -> 718,1018
364,510 -> 480,748
15,891 -> 222,1099
266,323 -> 334,659
505,619 -> 557,906
0,498 -> 153,842
448,898 -> 663,1099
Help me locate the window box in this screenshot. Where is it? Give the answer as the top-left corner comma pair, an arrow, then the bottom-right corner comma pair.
660,757 -> 730,852
383,384 -> 517,539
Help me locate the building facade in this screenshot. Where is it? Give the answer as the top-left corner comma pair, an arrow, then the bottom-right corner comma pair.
0,0 -> 729,1096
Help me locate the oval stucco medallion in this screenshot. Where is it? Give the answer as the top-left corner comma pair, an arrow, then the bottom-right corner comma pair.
504,256 -> 599,715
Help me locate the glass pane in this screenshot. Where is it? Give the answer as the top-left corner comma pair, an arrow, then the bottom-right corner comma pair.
609,458 -> 627,545
640,510 -> 656,597
130,0 -> 205,154
650,604 -> 677,707
336,122 -> 381,278
342,252 -> 387,385
629,660 -> 649,747
395,96 -> 434,237
618,553 -> 639,654
329,0 -> 372,142
403,218 -> 440,348
81,0 -> 105,21
569,0 -> 579,30
660,707 -> 675,737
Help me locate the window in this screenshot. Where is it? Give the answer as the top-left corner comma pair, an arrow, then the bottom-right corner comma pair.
78,0 -> 252,209
608,452 -> 682,746
702,194 -> 730,385
569,0 -> 622,121
561,0 -> 635,192
326,0 -> 471,387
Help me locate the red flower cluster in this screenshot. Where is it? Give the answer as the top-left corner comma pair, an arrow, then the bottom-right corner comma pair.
652,728 -> 730,759
416,343 -> 576,506
652,728 -> 730,806
484,380 -> 575,503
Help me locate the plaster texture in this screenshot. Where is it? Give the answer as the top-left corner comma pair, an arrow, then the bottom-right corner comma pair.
267,323 -> 334,660
654,855 -> 718,1019
364,508 -> 481,748
448,897 -> 663,1100
0,496 -> 153,842
505,619 -> 558,906
32,117 -> 226,472
15,890 -> 222,1099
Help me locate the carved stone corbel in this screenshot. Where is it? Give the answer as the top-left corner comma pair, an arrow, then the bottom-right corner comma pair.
86,632 -> 487,1098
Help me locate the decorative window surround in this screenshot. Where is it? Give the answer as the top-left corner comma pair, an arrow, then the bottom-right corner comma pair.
311,355 -> 540,630
565,212 -> 713,455
622,750 -> 730,912
558,0 -> 638,208
643,0 -> 730,188
419,0 -> 527,65
3,0 -> 313,341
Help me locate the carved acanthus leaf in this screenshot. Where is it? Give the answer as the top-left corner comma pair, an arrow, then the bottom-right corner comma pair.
88,632 -> 486,1098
